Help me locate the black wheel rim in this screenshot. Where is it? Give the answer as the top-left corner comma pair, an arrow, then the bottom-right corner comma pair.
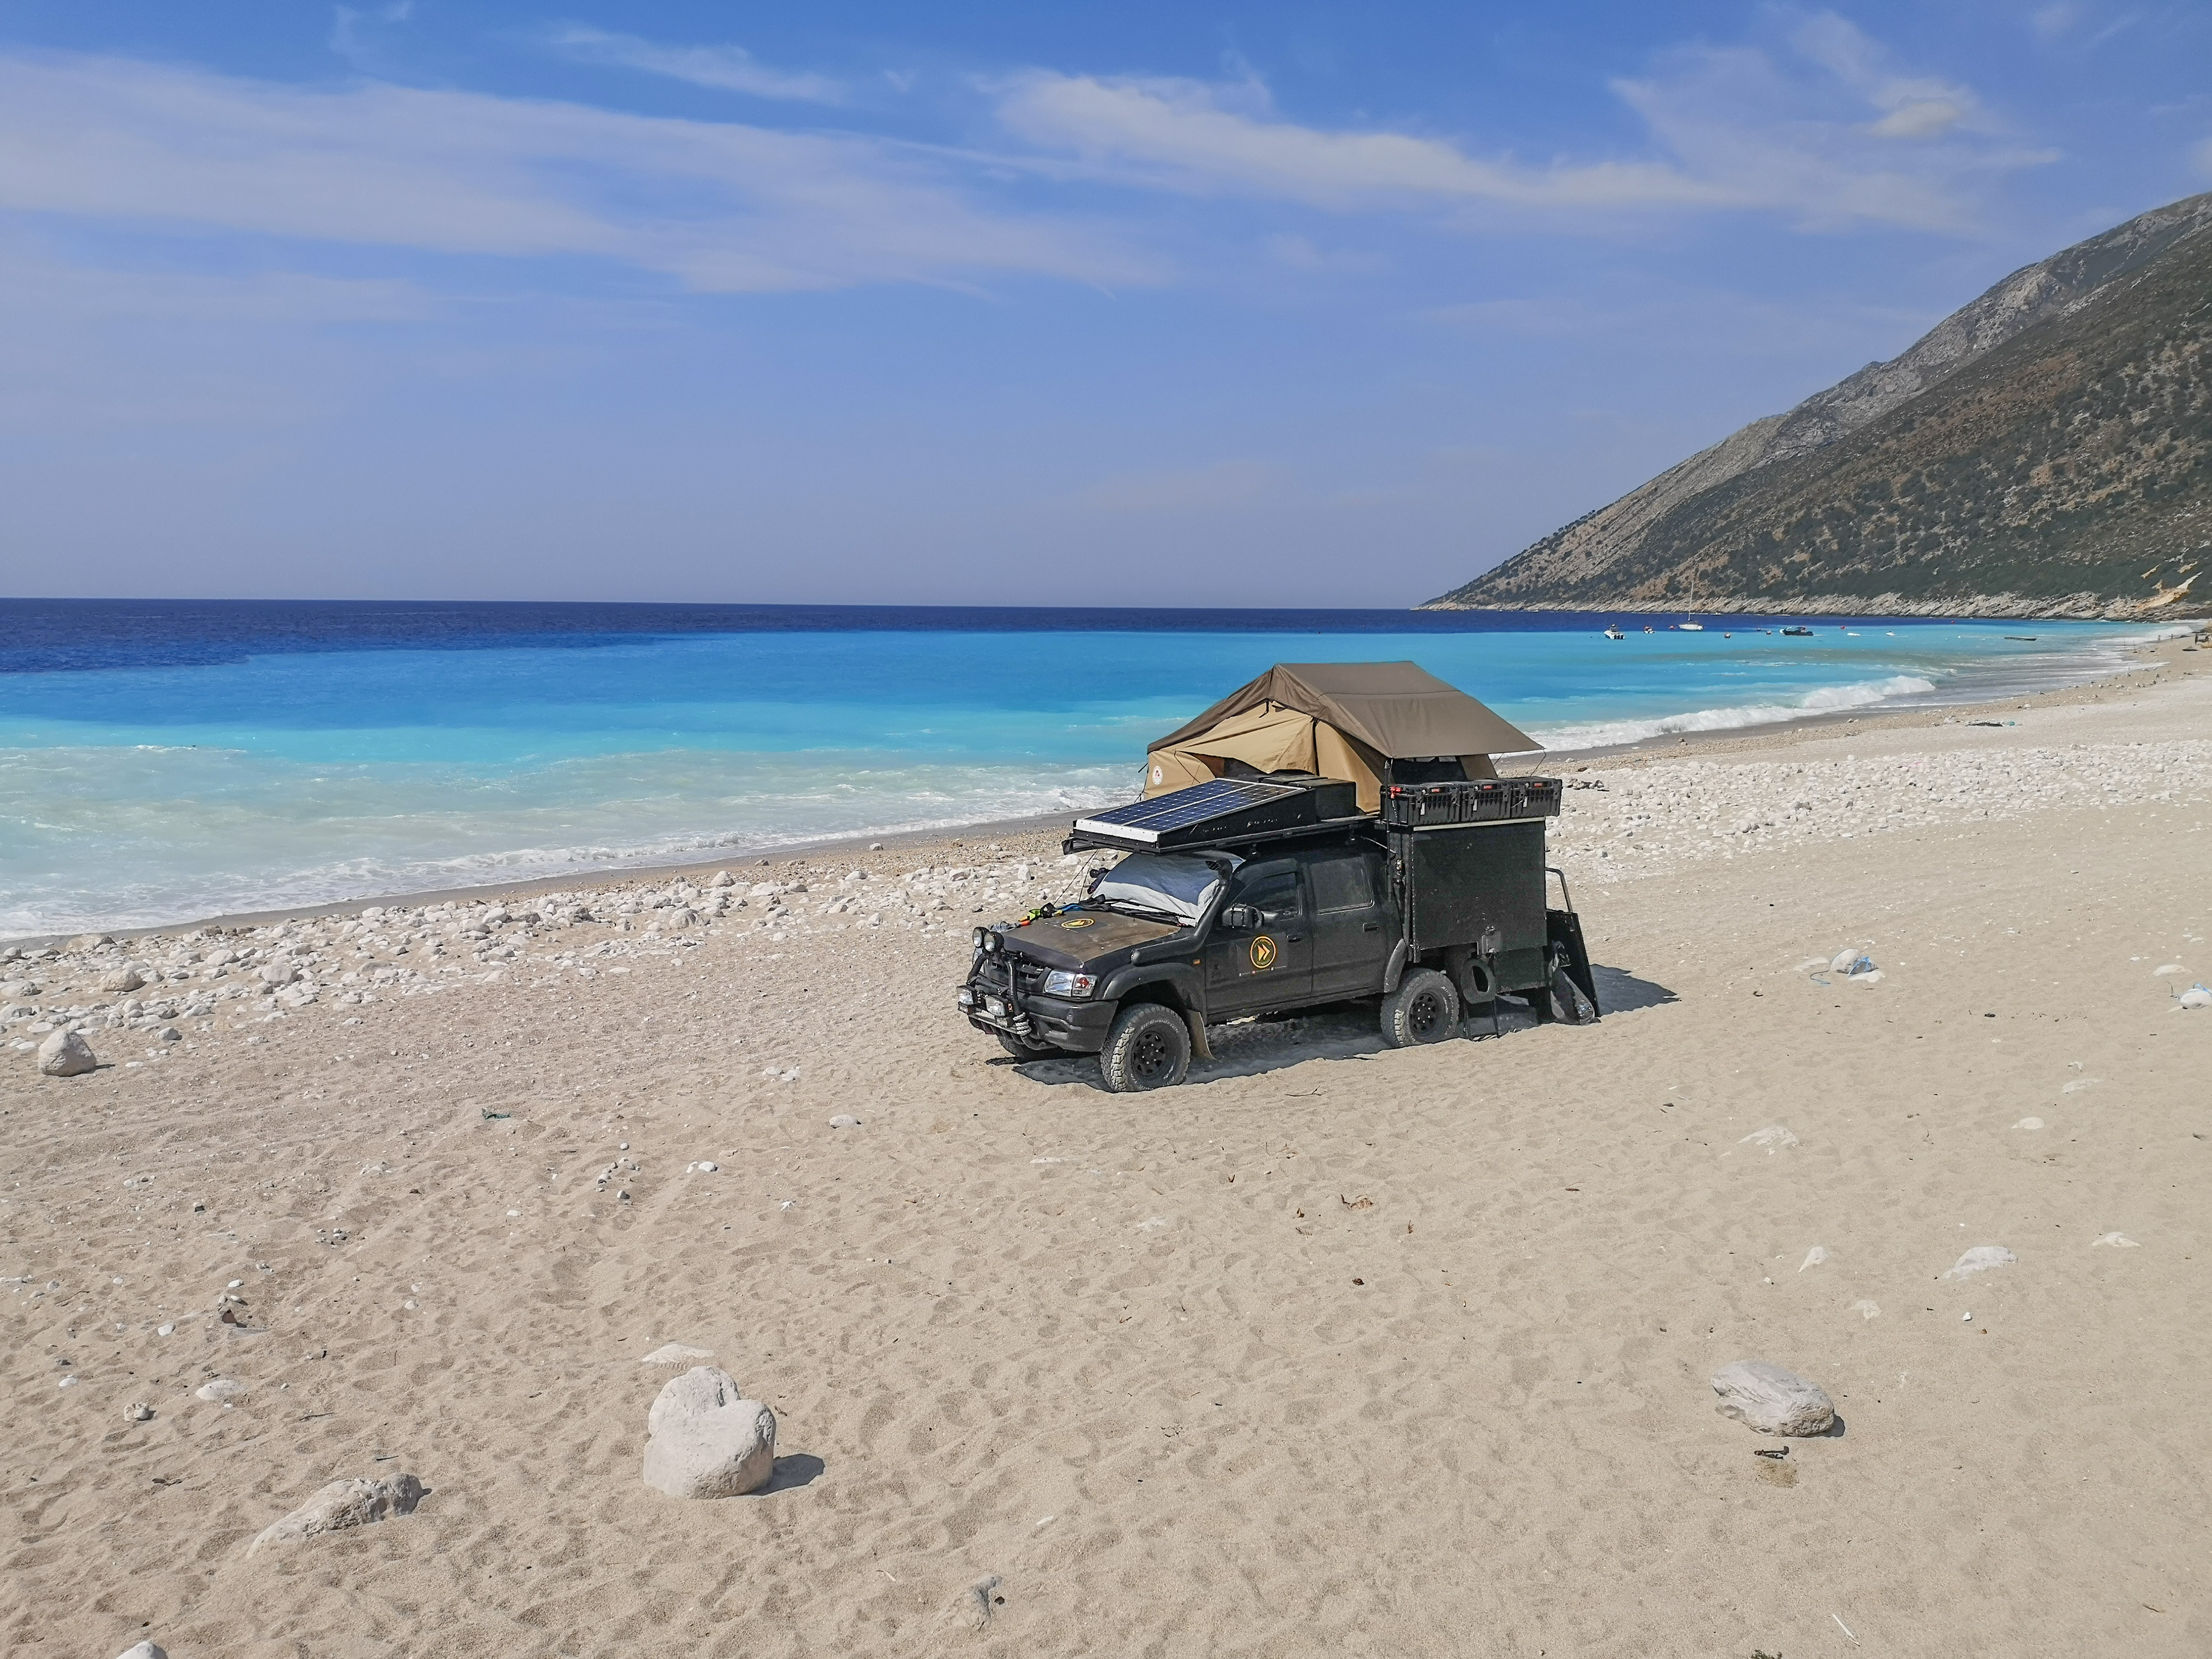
1409,990 -> 1444,1039
1130,1028 -> 1172,1081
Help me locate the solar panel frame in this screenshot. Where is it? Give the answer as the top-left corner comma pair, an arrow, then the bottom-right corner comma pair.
1074,778 -> 1302,842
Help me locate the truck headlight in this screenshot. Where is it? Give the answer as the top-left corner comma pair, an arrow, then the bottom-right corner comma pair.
1042,971 -> 1096,999
971,927 -> 987,950
956,987 -> 974,1007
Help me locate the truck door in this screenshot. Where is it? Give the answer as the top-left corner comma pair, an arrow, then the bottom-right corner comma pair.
1304,846 -> 1395,999
1204,861 -> 1314,1014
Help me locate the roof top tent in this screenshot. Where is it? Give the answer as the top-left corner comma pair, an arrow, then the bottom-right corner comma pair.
1143,661 -> 1540,813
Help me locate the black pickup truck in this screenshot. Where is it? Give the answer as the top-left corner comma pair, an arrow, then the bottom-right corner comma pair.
957,774 -> 1598,1091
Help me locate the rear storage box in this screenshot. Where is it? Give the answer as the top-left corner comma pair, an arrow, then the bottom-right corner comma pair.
1393,820 -> 1547,986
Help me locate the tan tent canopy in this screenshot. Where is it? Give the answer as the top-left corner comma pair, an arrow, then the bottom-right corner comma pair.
1144,662 -> 1540,811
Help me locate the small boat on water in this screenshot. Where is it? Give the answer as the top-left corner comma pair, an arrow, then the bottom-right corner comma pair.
1603,625 -> 1624,640
1781,625 -> 1813,637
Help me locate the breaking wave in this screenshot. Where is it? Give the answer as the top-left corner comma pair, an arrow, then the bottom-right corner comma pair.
1531,674 -> 1940,752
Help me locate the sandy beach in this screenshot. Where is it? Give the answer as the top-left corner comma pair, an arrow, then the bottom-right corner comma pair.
6,634 -> 2210,1657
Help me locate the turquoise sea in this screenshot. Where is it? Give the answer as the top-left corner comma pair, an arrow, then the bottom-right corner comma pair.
0,601 -> 2168,936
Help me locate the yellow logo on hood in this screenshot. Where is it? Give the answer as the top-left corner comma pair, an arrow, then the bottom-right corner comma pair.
1059,917 -> 1096,928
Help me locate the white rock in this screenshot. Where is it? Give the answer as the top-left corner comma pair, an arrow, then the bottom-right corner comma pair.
642,1366 -> 777,1500
2091,1232 -> 2139,1248
711,870 -> 736,887
1798,1245 -> 1832,1272
113,1643 -> 168,1659
828,1114 -> 861,1128
687,1159 -> 719,1173
36,1030 -> 97,1077
1710,1359 -> 1835,1436
129,1401 -> 155,1421
246,1472 -> 423,1555
1945,1244 -> 2018,1279
641,1342 -> 715,1366
196,1376 -> 247,1403
100,967 -> 147,993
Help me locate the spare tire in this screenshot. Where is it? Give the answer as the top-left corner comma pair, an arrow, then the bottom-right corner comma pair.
1380,967 -> 1460,1047
1099,1002 -> 1191,1093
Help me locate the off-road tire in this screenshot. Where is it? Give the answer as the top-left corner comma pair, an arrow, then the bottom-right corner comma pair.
1381,967 -> 1460,1047
996,1030 -> 1051,1060
1098,1002 -> 1191,1093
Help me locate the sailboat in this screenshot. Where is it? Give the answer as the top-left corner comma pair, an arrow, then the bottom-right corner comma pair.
1678,572 -> 1704,632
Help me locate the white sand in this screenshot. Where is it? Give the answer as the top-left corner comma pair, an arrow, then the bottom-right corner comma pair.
5,640 -> 2210,1657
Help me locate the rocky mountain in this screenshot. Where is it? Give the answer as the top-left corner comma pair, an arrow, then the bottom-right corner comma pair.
1426,193 -> 2212,618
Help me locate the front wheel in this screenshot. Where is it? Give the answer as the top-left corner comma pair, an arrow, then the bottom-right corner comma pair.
1381,967 -> 1461,1047
1098,1002 -> 1191,1093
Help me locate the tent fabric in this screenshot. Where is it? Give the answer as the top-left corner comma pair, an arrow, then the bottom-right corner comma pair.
1143,662 -> 1539,808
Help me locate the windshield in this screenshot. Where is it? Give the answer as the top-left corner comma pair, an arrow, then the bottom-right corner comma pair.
1088,852 -> 1239,925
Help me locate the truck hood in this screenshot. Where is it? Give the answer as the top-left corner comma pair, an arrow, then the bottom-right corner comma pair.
1005,910 -> 1184,969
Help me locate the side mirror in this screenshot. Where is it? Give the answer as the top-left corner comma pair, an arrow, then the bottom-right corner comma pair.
1221,903 -> 1260,931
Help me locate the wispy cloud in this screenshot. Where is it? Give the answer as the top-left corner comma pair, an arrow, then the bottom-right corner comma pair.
996,16 -> 2046,233
0,50 -> 1153,293
545,24 -> 845,105
996,71 -> 1733,211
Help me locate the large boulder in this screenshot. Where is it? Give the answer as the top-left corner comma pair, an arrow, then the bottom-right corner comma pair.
642,1366 -> 777,1499
36,1030 -> 96,1078
100,967 -> 147,994
246,1473 -> 423,1555
1711,1360 -> 1835,1436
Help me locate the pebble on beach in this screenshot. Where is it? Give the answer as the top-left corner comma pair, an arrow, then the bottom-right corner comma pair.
246,1472 -> 424,1555
1946,1245 -> 2018,1279
642,1366 -> 777,1500
1711,1360 -> 1836,1436
36,1030 -> 96,1077
640,1342 -> 715,1366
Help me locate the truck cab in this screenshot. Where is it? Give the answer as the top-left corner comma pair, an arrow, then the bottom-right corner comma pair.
958,774 -> 1598,1091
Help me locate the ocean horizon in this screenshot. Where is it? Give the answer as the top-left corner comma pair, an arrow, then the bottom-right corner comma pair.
0,598 -> 2170,937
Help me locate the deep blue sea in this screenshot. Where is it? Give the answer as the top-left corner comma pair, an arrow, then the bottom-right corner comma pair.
0,600 -> 2167,936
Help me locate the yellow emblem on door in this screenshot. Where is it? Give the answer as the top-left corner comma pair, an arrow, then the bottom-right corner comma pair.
1249,934 -> 1278,970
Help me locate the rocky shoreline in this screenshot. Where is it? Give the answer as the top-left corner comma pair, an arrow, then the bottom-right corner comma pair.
1423,595 -> 2204,622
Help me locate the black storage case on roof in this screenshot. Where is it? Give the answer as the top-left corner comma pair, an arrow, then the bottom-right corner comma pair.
1379,776 -> 1561,828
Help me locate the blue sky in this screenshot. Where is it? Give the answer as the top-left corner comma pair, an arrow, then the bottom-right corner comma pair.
4,2 -> 2207,606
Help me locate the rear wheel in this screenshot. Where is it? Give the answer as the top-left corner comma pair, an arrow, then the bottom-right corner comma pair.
1098,1002 -> 1191,1093
1381,967 -> 1460,1047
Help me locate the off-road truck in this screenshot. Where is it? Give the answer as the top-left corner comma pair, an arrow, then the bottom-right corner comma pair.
956,773 -> 1597,1091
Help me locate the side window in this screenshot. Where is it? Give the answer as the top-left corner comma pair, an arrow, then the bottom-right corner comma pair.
1233,870 -> 1302,920
1309,854 -> 1377,914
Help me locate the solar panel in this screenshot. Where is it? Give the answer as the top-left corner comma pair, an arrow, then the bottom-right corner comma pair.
1073,779 -> 1304,843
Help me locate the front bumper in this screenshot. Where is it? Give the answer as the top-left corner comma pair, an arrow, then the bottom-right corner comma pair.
959,981 -> 1116,1054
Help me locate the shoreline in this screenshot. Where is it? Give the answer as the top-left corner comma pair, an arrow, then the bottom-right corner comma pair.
7,620 -> 2202,948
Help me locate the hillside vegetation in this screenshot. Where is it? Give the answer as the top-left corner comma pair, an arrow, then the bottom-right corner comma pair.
1429,194 -> 2212,618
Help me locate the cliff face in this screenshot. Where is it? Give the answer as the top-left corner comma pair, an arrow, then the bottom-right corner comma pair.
1427,193 -> 2212,618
